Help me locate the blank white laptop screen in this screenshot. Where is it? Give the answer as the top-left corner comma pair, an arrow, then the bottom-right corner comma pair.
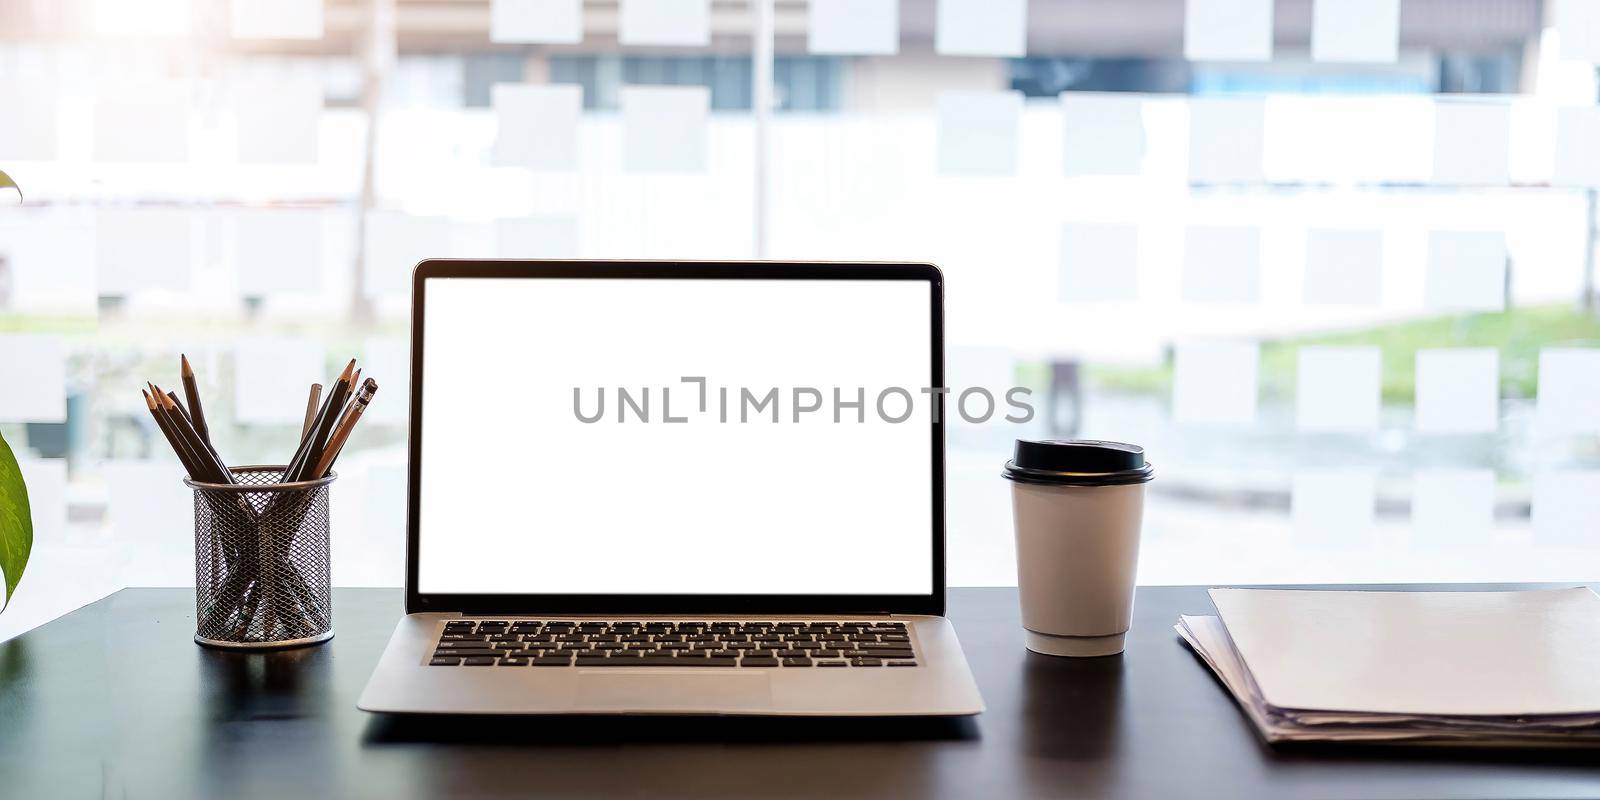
416,277 -> 934,596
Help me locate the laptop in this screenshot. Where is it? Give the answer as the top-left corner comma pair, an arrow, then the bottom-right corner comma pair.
358,259 -> 984,716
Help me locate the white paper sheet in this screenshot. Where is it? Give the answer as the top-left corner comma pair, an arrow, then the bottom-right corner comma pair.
102,460 -> 194,586
234,208 -> 324,296
1062,92 -> 1145,176
1209,587 -> 1600,715
1185,0 -> 1273,61
1291,470 -> 1375,547
233,336 -> 327,425
230,0 -> 323,39
937,90 -> 1022,175
1553,106 -> 1600,188
491,83 -> 582,170
1432,99 -> 1511,186
1425,231 -> 1506,312
1311,0 -> 1398,63
809,0 -> 898,55
490,0 -> 583,44
362,211 -> 452,298
92,82 -> 191,162
95,208 -> 194,295
360,337 -> 410,426
1537,348 -> 1600,436
1303,228 -> 1382,305
1415,348 -> 1499,434
1182,226 -> 1259,303
0,335 -> 66,422
1187,96 -> 1266,184
618,0 -> 709,46
0,80 -> 59,160
621,86 -> 709,173
1059,224 -> 1139,302
1296,346 -> 1381,432
1533,471 -> 1600,547
935,0 -> 1027,57
1412,468 -> 1495,546
495,216 -> 579,258
1555,0 -> 1600,64
1172,340 -> 1258,425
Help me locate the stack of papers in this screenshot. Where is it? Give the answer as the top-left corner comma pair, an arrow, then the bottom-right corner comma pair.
1177,587 -> 1600,746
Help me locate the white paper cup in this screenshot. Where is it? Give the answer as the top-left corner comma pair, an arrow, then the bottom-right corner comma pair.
1004,440 -> 1153,658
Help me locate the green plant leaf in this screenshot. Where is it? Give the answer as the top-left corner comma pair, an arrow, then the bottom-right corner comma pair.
0,431 -> 32,612
0,168 -> 19,202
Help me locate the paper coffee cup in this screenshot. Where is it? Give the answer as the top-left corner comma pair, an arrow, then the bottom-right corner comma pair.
1003,439 -> 1153,657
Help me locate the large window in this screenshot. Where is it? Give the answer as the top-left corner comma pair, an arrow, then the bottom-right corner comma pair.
1,0 -> 1598,639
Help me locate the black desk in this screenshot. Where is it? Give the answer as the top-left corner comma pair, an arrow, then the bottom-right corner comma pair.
2,586 -> 1598,799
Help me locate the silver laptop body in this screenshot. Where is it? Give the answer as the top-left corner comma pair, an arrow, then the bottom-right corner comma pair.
358,260 -> 984,716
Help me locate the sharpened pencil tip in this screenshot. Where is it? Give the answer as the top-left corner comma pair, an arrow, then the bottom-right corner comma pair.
181,353 -> 193,375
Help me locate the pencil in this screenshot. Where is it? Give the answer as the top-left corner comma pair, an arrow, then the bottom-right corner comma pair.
158,386 -> 232,484
285,359 -> 354,483
301,383 -> 322,440
180,354 -> 210,445
311,378 -> 377,478
144,389 -> 205,480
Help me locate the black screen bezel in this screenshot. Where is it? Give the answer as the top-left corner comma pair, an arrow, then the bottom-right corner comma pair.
405,259 -> 947,616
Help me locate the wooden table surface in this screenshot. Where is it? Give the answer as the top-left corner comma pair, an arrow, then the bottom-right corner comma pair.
2,585 -> 1598,799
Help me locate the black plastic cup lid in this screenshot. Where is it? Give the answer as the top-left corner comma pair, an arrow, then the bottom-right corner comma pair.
1002,439 -> 1154,487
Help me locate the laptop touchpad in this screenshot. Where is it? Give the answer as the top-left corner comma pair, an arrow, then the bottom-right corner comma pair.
577,672 -> 772,713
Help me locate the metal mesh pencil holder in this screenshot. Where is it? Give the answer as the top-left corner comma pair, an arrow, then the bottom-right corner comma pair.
188,465 -> 336,649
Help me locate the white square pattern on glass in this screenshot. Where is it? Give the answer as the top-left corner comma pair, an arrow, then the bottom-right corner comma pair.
1537,348 -> 1600,436
0,80 -> 58,160
621,86 -> 709,173
937,90 -> 1023,175
1310,0 -> 1398,63
1184,0 -> 1273,61
809,0 -> 898,55
0,335 -> 66,423
235,79 -> 321,165
1182,226 -> 1260,303
935,0 -> 1027,57
490,0 -> 583,44
95,208 -> 194,295
1188,97 -> 1267,184
1173,341 -> 1258,425
1432,99 -> 1512,186
234,208 -> 324,296
1296,346 -> 1381,432
1062,92 -> 1145,176
1425,231 -> 1506,312
1412,469 -> 1495,547
1292,470 -> 1376,547
491,83 -> 582,170
1415,348 -> 1499,434
618,0 -> 709,46
230,0 -> 323,39
495,216 -> 579,259
362,212 -> 452,298
1303,229 -> 1382,305
233,337 -> 327,426
1060,224 -> 1139,302
1532,471 -> 1600,547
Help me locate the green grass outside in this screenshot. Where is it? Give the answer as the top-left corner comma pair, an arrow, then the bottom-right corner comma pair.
1084,304 -> 1600,403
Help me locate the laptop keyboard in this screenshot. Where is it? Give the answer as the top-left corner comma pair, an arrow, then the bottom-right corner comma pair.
429,619 -> 918,668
